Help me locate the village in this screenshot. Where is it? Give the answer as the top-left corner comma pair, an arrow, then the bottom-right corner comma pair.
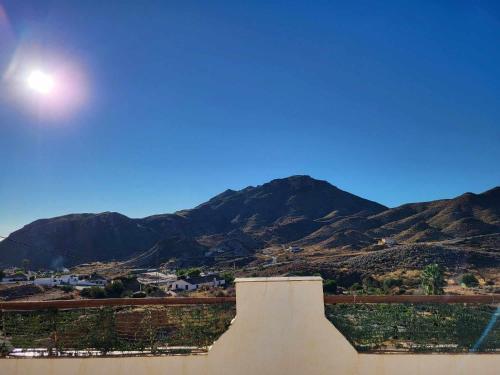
0,266 -> 230,301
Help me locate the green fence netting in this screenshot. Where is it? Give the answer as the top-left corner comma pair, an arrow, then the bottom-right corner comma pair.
325,303 -> 500,353
0,303 -> 236,357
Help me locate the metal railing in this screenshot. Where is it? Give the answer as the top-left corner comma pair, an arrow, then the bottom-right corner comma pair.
0,297 -> 236,357
324,295 -> 500,353
1,295 -> 500,357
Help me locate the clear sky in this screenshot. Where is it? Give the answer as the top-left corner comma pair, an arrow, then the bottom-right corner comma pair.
1,0 -> 499,236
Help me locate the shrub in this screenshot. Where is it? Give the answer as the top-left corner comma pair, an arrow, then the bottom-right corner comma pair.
105,280 -> 124,297
80,286 -> 106,299
349,282 -> 363,292
221,272 -> 235,286
382,278 -> 403,292
461,273 -> 479,287
120,290 -> 133,298
215,290 -> 226,297
362,276 -> 380,289
60,285 -> 74,293
323,279 -> 337,294
177,268 -> 201,277
187,268 -> 201,277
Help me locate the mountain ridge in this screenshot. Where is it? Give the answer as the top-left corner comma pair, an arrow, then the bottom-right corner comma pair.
0,175 -> 498,269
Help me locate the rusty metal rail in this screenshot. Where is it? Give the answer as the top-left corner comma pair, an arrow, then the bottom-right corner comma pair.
0,297 -> 236,310
1,294 -> 500,311
324,294 -> 500,304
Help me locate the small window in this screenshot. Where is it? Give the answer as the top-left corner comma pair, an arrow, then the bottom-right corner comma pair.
185,285 -> 188,290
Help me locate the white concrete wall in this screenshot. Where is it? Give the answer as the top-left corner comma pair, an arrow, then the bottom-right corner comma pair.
1,276 -> 499,375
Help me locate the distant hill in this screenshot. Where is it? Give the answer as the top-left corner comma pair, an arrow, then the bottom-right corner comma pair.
297,186 -> 500,250
0,176 -> 499,270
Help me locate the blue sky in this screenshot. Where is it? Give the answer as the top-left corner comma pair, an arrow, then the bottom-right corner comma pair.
1,0 -> 499,236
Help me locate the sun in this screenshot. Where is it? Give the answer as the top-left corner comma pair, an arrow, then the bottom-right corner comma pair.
27,70 -> 55,94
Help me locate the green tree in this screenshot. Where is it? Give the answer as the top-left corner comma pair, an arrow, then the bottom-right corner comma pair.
22,259 -> 30,273
421,263 -> 445,295
176,268 -> 201,277
105,280 -> 124,298
81,286 -> 107,299
461,273 -> 479,287
221,272 -> 235,286
323,279 -> 337,294
186,268 -> 201,277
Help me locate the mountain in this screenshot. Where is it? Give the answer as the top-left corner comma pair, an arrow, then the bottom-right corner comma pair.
297,186 -> 500,249
0,212 -> 162,268
0,176 -> 499,270
369,187 -> 500,241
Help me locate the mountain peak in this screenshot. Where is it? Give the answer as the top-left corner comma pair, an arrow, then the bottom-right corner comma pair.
269,175 -> 329,185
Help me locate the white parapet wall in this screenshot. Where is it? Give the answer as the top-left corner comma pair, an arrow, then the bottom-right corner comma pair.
1,276 -> 499,375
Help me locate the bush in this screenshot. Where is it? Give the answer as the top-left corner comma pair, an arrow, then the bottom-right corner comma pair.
362,276 -> 380,289
349,282 -> 363,292
461,273 -> 479,287
105,280 -> 124,297
323,279 -> 337,294
177,268 -> 201,277
60,285 -> 74,293
382,278 -> 403,292
221,272 -> 235,286
80,286 -> 106,299
121,290 -> 133,298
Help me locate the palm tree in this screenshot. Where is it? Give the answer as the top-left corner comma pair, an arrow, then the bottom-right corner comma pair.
22,259 -> 30,273
421,263 -> 444,295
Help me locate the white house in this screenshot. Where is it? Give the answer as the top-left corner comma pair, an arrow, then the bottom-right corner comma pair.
34,274 -> 107,287
171,275 -> 225,291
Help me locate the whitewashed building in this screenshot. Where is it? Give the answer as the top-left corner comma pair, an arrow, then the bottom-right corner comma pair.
34,275 -> 107,287
171,275 -> 225,291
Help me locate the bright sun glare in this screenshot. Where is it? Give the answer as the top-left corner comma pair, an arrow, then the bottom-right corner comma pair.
27,70 -> 55,94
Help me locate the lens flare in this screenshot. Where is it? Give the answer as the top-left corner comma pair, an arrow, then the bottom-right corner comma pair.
27,70 -> 55,94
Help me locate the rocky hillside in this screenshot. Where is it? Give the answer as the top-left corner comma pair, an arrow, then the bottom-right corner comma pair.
0,176 -> 498,269
297,186 -> 500,250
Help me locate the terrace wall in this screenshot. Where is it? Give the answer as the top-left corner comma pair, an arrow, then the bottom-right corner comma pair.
1,276 -> 499,375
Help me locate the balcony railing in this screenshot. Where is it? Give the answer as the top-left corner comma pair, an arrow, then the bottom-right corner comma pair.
324,295 -> 500,353
1,294 -> 499,357
0,297 -> 236,357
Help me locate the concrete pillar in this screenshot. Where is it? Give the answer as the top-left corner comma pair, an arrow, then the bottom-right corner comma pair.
207,276 -> 358,375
